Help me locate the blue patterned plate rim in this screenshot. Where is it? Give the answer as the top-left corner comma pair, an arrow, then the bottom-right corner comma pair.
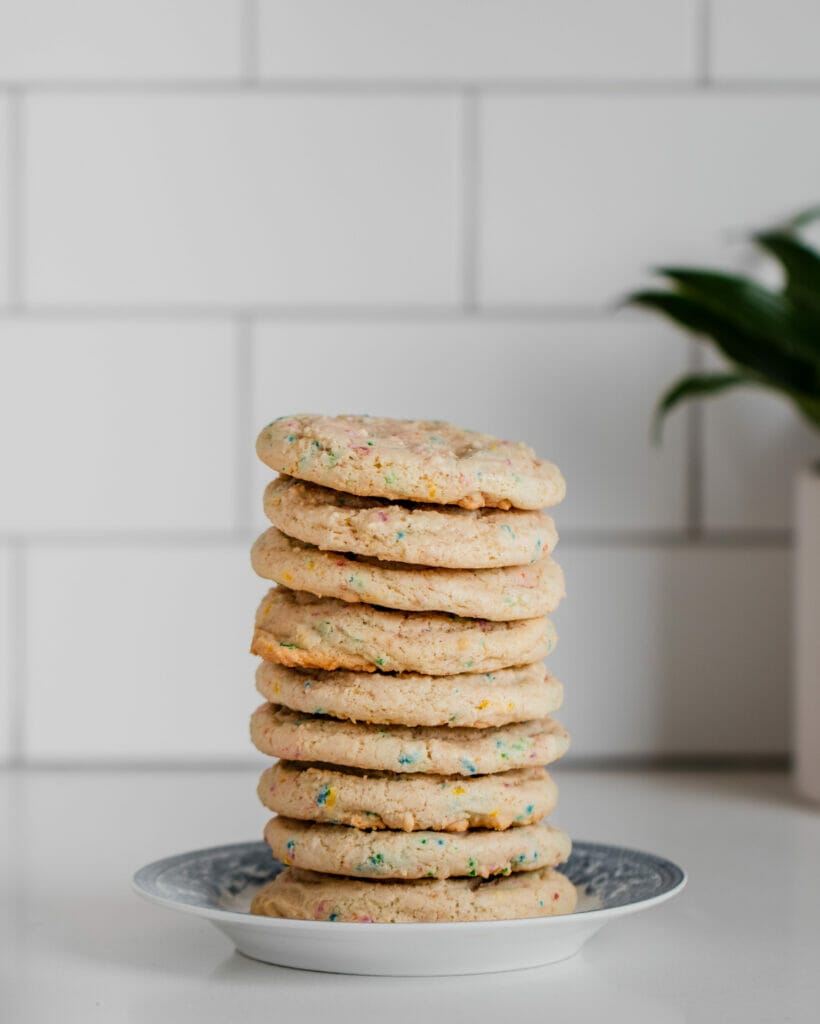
132,839 -> 686,929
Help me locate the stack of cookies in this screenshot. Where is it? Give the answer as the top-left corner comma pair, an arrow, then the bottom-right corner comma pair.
248,414 -> 577,923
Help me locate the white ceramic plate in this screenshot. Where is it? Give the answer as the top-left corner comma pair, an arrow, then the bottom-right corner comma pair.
133,839 -> 685,976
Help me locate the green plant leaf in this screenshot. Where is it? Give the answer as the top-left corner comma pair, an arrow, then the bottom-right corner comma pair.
655,266 -> 820,368
792,392 -> 820,431
627,289 -> 816,393
754,230 -> 820,320
784,205 -> 820,231
627,206 -> 820,439
652,372 -> 753,441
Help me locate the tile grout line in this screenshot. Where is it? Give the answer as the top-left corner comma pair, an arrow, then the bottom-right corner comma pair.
234,315 -> 254,533
7,540 -> 27,767
686,340 -> 706,539
6,88 -> 24,309
240,0 -> 259,85
460,87 -> 479,311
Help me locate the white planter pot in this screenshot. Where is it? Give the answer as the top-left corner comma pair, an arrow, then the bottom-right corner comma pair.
795,467 -> 820,802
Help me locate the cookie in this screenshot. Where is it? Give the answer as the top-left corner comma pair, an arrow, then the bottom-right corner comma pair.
258,762 -> 557,832
256,415 -> 566,510
255,661 -> 563,729
251,527 -> 565,621
250,705 -> 570,775
251,865 -> 578,922
252,589 -> 556,675
265,817 -> 571,880
264,477 -> 558,569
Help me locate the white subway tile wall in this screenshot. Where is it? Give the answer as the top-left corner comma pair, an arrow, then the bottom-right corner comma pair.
0,96 -> 8,307
0,320 -> 238,531
257,0 -> 699,82
1,0 -> 816,764
0,1 -> 242,82
479,95 -> 820,306
24,544 -> 262,761
712,0 -> 820,82
553,546 -> 790,756
0,545 -> 11,759
25,94 -> 462,307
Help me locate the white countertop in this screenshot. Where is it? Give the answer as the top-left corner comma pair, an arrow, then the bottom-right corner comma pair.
2,767 -> 818,1024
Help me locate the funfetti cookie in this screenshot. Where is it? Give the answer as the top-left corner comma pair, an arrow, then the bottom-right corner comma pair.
263,477 -> 558,569
251,527 -> 565,621
251,866 -> 578,922
258,762 -> 558,832
254,661 -> 563,729
266,817 -> 571,880
256,415 -> 566,510
251,588 -> 556,675
250,704 -> 570,775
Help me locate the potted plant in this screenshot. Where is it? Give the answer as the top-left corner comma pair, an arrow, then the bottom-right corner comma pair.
626,209 -> 820,802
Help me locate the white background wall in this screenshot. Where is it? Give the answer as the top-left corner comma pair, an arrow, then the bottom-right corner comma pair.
1,0 -> 818,765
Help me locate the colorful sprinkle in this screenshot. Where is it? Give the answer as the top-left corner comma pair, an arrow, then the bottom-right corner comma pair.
316,784 -> 336,808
